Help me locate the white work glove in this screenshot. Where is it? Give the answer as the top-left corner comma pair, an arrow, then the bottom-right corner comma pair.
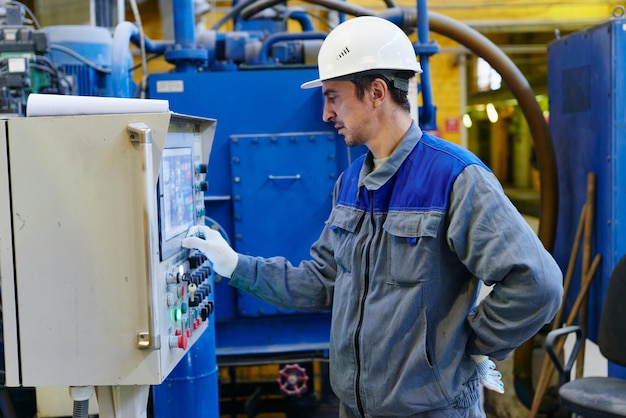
182,225 -> 238,278
472,355 -> 505,394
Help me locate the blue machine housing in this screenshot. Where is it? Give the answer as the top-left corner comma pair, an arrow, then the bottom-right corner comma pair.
42,25 -> 114,97
548,18 -> 626,379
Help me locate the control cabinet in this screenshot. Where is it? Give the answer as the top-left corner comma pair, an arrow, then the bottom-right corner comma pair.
548,18 -> 626,378
0,108 -> 216,387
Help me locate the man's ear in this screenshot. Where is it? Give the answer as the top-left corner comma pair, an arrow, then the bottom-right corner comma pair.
370,78 -> 387,104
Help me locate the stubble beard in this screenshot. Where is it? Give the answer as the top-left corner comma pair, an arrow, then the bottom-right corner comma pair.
343,131 -> 366,148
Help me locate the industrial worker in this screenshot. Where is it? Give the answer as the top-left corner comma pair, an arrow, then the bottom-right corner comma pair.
183,16 -> 563,417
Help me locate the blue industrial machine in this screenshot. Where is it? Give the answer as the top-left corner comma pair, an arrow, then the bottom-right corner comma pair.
42,25 -> 114,97
548,15 -> 626,379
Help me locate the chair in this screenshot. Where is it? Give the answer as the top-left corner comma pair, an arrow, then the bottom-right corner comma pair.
545,254 -> 626,417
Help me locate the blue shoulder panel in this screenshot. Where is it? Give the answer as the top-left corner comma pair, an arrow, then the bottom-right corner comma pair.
337,132 -> 489,214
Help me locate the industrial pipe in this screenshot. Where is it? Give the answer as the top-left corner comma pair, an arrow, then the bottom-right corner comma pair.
211,0 -> 265,30
286,10 -> 315,32
240,0 -> 371,21
415,0 -> 435,128
111,21 -> 139,97
425,11 -> 557,251
111,21 -> 171,97
172,0 -> 196,49
256,32 -> 327,64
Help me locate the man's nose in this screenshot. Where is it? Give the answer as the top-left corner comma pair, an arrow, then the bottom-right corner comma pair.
322,105 -> 334,123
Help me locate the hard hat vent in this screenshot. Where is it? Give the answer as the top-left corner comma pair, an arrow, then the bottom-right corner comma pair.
337,47 -> 350,60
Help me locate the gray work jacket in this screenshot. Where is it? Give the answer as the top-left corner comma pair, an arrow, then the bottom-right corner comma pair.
230,122 -> 563,417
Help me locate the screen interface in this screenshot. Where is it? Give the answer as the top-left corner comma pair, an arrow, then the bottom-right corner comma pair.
161,147 -> 195,241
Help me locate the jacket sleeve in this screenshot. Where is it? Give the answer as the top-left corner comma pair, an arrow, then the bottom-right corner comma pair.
447,164 -> 563,360
226,179 -> 342,311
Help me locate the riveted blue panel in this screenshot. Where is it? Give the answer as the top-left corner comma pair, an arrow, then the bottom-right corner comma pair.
230,131 -> 337,316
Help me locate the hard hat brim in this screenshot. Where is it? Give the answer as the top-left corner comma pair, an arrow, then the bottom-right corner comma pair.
300,78 -> 323,89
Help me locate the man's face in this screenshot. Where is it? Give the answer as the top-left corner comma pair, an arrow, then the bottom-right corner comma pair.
321,80 -> 373,148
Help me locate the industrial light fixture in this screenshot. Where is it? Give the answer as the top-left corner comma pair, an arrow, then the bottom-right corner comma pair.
462,113 -> 473,128
486,103 -> 498,123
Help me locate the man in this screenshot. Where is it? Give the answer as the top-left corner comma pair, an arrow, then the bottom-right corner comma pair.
183,16 -> 563,417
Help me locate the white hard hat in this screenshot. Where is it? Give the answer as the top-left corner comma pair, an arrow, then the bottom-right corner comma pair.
301,16 -> 422,89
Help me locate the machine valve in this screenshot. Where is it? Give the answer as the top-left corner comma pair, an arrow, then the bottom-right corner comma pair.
277,364 -> 309,396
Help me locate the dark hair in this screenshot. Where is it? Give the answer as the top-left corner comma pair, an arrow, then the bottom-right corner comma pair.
352,71 -> 413,113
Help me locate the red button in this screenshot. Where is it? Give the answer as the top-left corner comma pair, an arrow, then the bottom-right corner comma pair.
178,333 -> 188,350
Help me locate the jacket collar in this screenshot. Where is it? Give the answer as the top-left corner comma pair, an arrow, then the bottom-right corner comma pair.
358,121 -> 423,191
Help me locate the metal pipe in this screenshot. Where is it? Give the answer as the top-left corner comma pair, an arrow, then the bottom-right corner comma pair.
287,10 -> 315,32
111,21 -> 138,97
416,0 -> 435,129
240,0 -> 372,20
256,32 -> 327,64
426,10 -> 557,251
111,22 -> 170,97
173,0 -> 196,49
211,0 -> 262,30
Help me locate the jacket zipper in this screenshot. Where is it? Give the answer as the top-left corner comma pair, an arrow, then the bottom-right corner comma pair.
354,189 -> 375,417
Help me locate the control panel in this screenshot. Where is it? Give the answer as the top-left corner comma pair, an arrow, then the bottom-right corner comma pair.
164,255 -> 214,351
0,108 -> 217,387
